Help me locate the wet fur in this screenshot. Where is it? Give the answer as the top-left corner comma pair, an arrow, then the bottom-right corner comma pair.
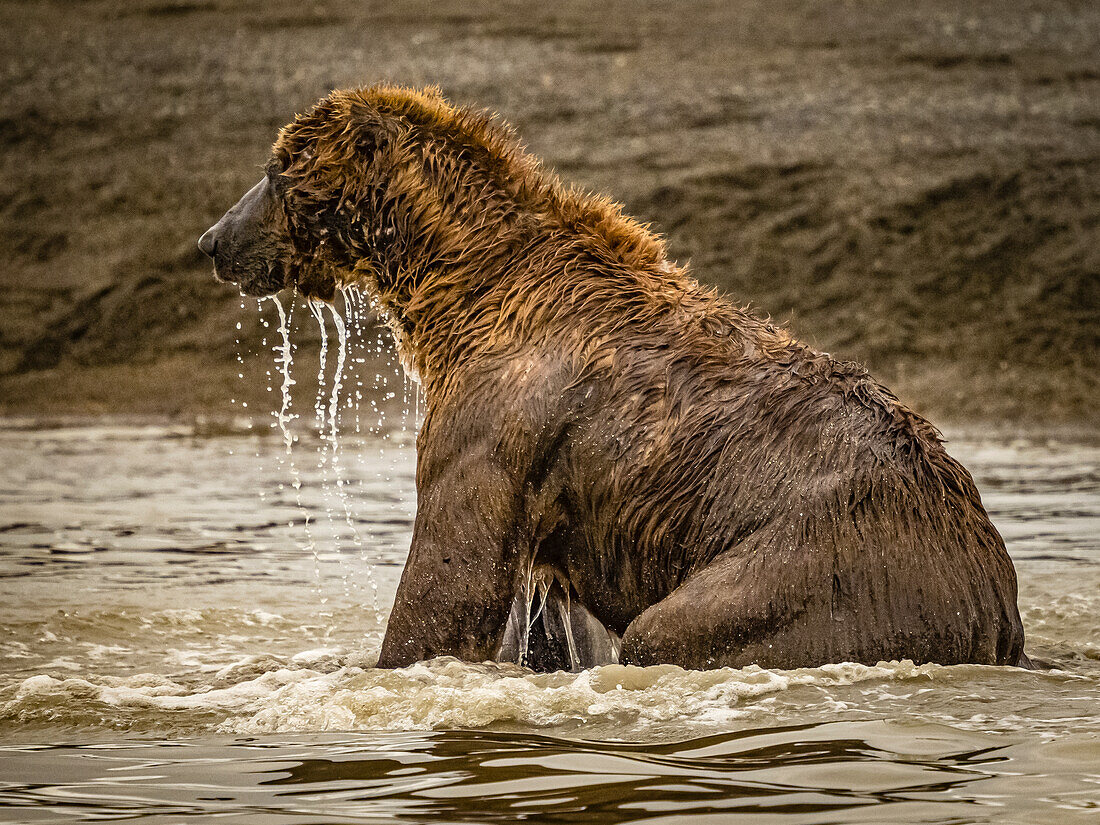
207,85 -> 1027,670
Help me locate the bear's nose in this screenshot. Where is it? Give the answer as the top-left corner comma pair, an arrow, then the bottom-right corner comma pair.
198,226 -> 218,258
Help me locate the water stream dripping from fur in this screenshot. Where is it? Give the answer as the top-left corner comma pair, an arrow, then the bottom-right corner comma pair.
342,288 -> 383,624
256,290 -> 586,665
268,295 -> 324,621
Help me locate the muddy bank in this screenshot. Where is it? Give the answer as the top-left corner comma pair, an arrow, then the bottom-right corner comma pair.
1,0 -> 1097,423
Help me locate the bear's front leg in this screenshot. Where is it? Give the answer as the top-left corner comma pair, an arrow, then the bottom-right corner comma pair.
377,454 -> 524,668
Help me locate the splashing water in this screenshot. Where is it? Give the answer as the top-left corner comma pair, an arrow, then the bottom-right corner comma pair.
262,290 -> 404,638
339,287 -> 419,623
326,303 -> 346,445
325,298 -> 382,622
302,298 -> 359,615
305,300 -> 336,613
270,295 -> 297,454
250,289 -> 539,660
342,288 -> 385,624
267,294 -> 324,621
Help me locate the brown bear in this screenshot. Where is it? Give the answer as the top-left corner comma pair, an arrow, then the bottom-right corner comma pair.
199,85 -> 1028,671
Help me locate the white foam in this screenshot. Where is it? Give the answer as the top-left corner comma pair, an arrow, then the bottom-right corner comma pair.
221,658 -> 947,735
5,648 -> 1093,739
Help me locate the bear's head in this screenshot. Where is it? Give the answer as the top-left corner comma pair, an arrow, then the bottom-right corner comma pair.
199,86 -> 445,303
200,84 -> 665,314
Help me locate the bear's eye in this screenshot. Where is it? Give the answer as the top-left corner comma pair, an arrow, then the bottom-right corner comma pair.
265,157 -> 286,179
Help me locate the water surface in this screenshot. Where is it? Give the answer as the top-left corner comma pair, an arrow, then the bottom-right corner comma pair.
1,423 -> 1097,823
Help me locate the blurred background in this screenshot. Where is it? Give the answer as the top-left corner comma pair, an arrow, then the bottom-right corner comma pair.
2,0 -> 1097,424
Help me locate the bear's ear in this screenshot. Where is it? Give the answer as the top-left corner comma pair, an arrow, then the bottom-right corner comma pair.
346,100 -> 399,159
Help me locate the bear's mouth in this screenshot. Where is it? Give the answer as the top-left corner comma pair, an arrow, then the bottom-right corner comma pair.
212,258 -> 287,298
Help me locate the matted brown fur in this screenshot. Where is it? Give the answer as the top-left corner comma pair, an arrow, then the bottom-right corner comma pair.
204,84 -> 1027,670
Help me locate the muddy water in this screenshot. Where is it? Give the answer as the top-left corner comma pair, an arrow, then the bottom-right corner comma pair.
0,422 -> 1097,823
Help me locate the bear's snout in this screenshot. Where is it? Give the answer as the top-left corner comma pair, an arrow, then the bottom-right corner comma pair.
200,177 -> 287,296
197,225 -> 218,258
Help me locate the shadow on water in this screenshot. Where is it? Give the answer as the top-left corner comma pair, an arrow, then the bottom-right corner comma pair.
0,722 -> 1018,824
